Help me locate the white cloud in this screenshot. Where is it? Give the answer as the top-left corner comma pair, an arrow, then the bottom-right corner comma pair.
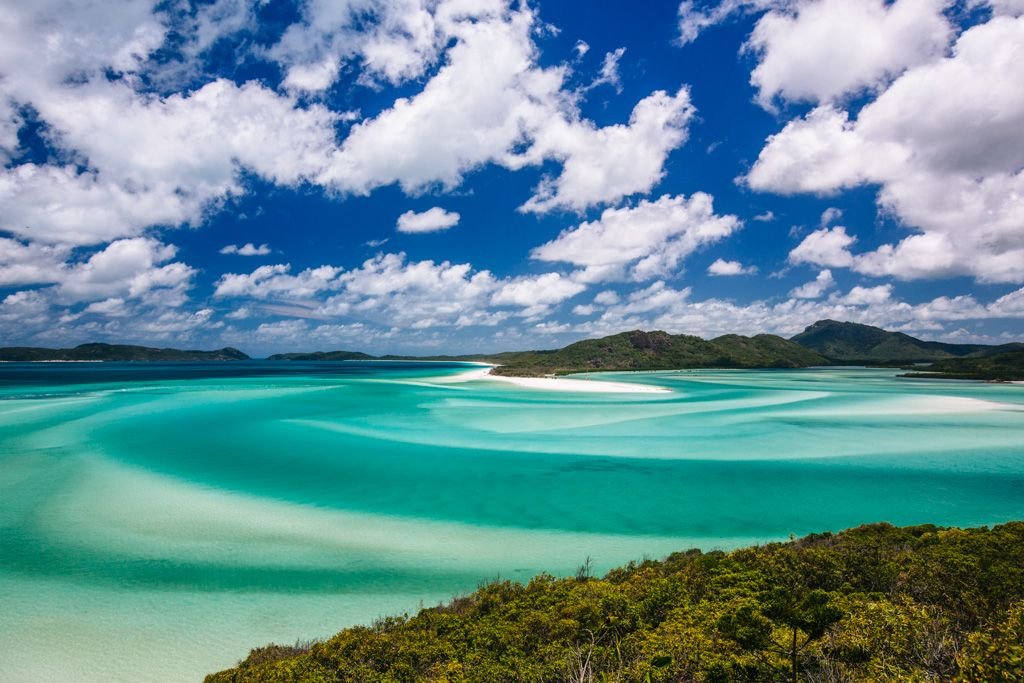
819,207 -> 842,226
677,0 -> 787,45
790,269 -> 835,299
55,238 -> 194,305
0,290 -> 50,329
491,272 -> 585,307
788,226 -> 856,268
396,207 -> 461,233
707,258 -> 758,276
215,252 -> 585,332
1,98 -> 22,164
574,40 -> 590,58
517,87 -> 695,213
748,15 -> 1024,284
0,238 -> 71,286
221,243 -> 272,256
753,210 -> 776,222
1,81 -> 338,246
832,284 -> 892,305
214,264 -> 342,299
746,0 -> 952,107
531,193 -> 740,282
269,0 -> 450,92
583,47 -> 626,93
309,4 -> 693,214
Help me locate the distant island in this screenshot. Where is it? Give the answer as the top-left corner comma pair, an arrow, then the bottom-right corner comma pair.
0,343 -> 249,362
5,320 -> 1022,380
206,521 -> 1024,682
271,320 -> 1024,381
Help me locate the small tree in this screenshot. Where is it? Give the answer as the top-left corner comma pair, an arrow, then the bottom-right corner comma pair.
719,588 -> 844,681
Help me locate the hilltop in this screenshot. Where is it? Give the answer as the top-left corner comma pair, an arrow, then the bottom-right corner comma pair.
790,319 -> 1022,364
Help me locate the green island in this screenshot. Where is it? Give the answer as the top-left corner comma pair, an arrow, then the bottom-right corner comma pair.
6,321 -> 1021,379
900,349 -> 1024,382
0,342 -> 249,362
268,320 -> 1024,380
207,522 -> 1024,682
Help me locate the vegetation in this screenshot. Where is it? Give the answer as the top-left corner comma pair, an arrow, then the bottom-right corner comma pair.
206,521 -> 1024,682
790,319 -> 1022,364
486,331 -> 826,376
903,349 -> 1024,381
0,343 -> 249,362
268,321 -> 1022,377
268,351 -> 377,361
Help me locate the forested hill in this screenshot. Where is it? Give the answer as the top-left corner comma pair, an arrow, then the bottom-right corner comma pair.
0,343 -> 249,362
267,351 -> 376,361
268,321 -> 1022,376
790,319 -> 1023,363
902,348 -> 1024,381
486,330 -> 826,376
207,521 -> 1024,683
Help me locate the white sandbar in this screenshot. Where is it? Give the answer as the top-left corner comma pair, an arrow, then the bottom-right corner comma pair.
444,366 -> 671,394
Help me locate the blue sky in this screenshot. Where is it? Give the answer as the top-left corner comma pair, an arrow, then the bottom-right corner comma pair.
1,0 -> 1022,355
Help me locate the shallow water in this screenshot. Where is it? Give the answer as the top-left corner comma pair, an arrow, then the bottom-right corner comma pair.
1,362 -> 1022,681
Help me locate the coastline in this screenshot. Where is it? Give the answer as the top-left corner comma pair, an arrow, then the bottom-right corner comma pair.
448,364 -> 671,394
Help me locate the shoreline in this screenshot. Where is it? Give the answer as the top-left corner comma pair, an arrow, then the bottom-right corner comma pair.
448,365 -> 671,394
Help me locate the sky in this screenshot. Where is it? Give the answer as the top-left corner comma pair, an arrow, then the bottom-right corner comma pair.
1,0 -> 1023,356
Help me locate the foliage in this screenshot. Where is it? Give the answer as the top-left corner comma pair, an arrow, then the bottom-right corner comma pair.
206,522 -> 1024,682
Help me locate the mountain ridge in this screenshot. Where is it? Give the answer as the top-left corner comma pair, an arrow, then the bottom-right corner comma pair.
789,319 -> 1022,363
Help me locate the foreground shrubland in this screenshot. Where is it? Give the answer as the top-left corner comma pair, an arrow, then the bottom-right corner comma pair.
207,522 -> 1024,682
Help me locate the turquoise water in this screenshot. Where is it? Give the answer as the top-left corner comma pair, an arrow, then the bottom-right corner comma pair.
1,362 -> 1023,681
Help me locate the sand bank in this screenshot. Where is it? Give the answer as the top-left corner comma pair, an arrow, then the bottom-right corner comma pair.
443,365 -> 670,394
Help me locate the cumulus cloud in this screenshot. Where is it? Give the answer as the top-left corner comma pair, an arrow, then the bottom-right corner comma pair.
832,284 -> 892,305
788,227 -> 856,268
517,88 -> 695,213
311,4 -> 694,213
491,273 -> 586,307
0,82 -> 338,246
748,14 -> 1024,283
215,252 -> 585,331
746,0 -> 952,107
0,238 -> 71,286
55,238 -> 194,305
396,207 -> 461,233
531,193 -> 741,282
1,0 -> 697,263
707,259 -> 758,276
214,264 -> 342,300
789,269 -> 835,299
220,243 -> 272,256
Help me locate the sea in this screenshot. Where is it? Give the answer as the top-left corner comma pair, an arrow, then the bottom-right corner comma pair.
1,361 -> 1022,681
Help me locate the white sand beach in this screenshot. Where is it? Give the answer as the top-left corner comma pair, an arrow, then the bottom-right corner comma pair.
445,365 -> 671,394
